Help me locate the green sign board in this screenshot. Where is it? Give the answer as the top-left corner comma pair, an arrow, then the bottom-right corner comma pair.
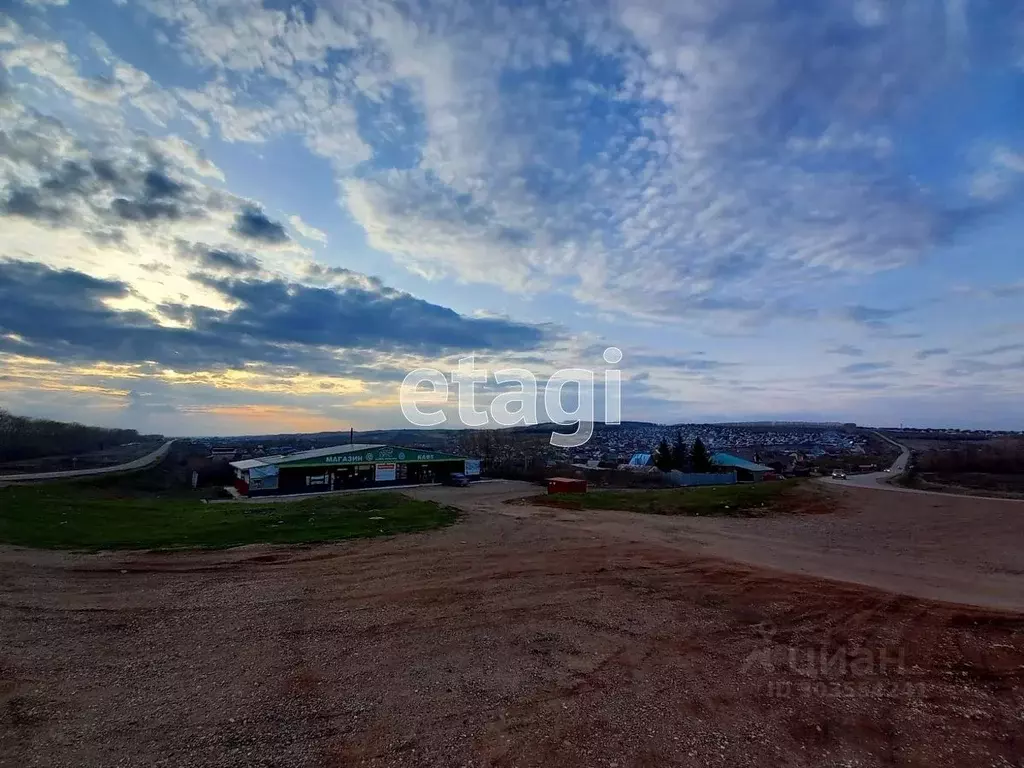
279,446 -> 463,469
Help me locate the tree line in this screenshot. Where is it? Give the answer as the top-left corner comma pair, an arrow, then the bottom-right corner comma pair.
0,409 -> 155,463
654,433 -> 713,473
916,439 -> 1024,475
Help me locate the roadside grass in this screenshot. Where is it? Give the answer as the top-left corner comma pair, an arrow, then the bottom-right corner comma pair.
0,482 -> 458,550
538,479 -> 823,517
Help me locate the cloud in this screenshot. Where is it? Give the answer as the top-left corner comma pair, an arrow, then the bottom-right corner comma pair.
839,304 -> 919,337
944,357 -> 1024,376
194,247 -> 262,274
151,135 -> 225,182
233,205 -> 289,243
826,344 -> 865,357
0,108 -> 216,231
288,214 -> 327,244
915,347 -> 949,360
109,0 -> 1018,327
0,259 -> 547,373
838,361 -> 893,375
842,305 -> 906,326
958,281 -> 1024,300
976,343 -> 1024,356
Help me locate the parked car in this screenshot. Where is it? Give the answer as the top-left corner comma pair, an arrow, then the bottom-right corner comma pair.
831,470 -> 847,479
443,472 -> 470,487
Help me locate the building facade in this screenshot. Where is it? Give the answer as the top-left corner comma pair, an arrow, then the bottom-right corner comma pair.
230,444 -> 477,497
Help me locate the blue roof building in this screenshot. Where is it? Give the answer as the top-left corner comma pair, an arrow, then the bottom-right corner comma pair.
710,452 -> 774,477
628,452 -> 653,467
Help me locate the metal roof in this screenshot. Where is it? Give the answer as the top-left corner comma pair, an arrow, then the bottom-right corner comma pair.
274,444 -> 384,464
230,458 -> 271,470
710,452 -> 773,472
230,444 -> 384,470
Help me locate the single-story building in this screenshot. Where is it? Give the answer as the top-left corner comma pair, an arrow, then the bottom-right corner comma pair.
710,452 -> 774,482
230,444 -> 476,497
627,452 -> 654,468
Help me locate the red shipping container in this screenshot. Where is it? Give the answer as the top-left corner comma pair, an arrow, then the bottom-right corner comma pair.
547,477 -> 587,494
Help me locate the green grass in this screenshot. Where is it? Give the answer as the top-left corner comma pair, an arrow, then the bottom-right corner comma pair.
0,482 -> 458,550
541,479 -> 808,517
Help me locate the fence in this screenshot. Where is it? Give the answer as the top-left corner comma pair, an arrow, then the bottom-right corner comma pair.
665,471 -> 737,487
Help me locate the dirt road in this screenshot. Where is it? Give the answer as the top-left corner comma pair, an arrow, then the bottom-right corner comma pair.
2,481 -> 1023,767
423,482 -> 1023,612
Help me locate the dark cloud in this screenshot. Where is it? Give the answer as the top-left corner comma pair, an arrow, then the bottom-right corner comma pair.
110,198 -> 183,222
197,248 -> 262,274
915,347 -> 949,360
90,158 -> 121,184
304,262 -> 390,293
194,273 -> 546,353
40,160 -> 92,195
0,109 -> 211,231
233,206 -> 289,243
0,260 -> 546,374
143,170 -> 186,200
826,344 -> 864,357
1,140 -> 197,226
2,187 -> 65,223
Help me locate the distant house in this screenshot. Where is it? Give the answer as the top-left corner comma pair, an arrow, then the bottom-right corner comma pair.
710,452 -> 774,482
627,452 -> 654,468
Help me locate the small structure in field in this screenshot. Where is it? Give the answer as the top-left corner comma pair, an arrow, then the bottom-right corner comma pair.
547,477 -> 587,494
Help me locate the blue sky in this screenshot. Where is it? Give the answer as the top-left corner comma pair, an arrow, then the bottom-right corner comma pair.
1,0 -> 1023,435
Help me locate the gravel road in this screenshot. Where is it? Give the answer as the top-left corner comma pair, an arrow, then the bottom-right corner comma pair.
2,481 -> 1023,767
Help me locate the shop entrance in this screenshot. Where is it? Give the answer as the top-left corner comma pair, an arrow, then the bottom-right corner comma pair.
331,464 -> 375,489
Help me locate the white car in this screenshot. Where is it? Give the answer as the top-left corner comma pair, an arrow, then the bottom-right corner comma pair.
831,470 -> 847,479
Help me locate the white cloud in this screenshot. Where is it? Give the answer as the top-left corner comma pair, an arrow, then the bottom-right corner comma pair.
152,135 -> 225,181
288,214 -> 327,244
12,0 -> 1021,336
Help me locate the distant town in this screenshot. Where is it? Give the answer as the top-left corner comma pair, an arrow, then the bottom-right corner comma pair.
188,421 -> 1023,481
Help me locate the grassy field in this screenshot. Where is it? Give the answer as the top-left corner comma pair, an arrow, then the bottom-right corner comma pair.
0,481 -> 458,550
540,479 -> 818,517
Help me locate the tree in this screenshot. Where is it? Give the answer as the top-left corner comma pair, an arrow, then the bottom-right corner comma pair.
671,431 -> 689,471
691,437 -> 712,473
654,438 -> 674,472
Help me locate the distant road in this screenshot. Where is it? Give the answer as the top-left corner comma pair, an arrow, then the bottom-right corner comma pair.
819,432 -> 1024,502
0,441 -> 175,484
821,430 -> 910,490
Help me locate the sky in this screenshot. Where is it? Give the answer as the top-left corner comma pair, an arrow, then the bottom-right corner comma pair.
1,0 -> 1023,436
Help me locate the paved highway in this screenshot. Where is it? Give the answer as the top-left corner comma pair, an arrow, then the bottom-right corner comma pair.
820,431 -> 910,490
819,432 -> 1024,502
0,440 -> 175,484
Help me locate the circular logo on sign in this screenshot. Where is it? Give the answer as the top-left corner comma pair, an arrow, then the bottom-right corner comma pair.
398,452 -> 406,460
366,452 -> 374,460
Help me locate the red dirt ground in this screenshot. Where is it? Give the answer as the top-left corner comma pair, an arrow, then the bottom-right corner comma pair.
1,482 -> 1022,767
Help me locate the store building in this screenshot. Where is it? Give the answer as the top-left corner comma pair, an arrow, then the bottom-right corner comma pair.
230,444 -> 477,497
